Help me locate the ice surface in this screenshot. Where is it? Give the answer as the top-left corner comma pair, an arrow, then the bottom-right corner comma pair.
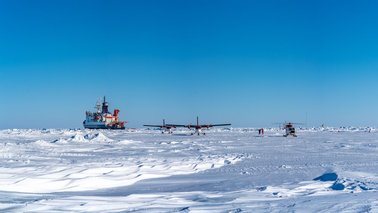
0,128 -> 378,212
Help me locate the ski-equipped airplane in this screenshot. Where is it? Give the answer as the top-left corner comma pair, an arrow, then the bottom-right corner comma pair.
143,119 -> 179,134
183,116 -> 231,136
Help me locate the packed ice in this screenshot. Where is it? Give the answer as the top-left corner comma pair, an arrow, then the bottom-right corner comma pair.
0,127 -> 377,212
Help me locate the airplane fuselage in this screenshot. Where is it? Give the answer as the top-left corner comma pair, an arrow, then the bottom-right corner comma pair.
189,127 -> 206,135
162,127 -> 174,134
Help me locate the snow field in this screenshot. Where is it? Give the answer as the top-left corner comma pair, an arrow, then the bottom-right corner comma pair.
0,128 -> 378,212
0,129 -> 243,194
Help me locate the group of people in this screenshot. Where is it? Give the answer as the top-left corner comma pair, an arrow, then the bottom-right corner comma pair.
258,128 -> 264,135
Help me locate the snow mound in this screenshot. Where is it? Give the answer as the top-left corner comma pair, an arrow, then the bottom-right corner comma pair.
33,140 -> 56,147
52,138 -> 69,144
84,132 -> 113,142
313,172 -> 378,192
331,178 -> 374,191
51,133 -> 113,144
70,134 -> 87,143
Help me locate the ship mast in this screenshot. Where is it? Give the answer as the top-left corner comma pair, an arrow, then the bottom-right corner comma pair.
102,96 -> 109,113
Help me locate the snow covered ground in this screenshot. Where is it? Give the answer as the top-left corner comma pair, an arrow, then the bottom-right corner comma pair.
0,127 -> 378,212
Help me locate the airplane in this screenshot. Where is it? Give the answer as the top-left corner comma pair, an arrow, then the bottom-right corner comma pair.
143,119 -> 179,134
183,116 -> 231,136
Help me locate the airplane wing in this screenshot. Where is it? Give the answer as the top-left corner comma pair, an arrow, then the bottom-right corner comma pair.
143,125 -> 163,128
208,124 -> 231,127
187,124 -> 231,128
166,124 -> 186,127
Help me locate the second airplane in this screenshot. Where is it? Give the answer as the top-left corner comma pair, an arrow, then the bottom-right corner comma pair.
144,116 -> 231,135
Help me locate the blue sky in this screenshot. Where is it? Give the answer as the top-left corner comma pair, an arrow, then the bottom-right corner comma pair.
1,0 -> 378,129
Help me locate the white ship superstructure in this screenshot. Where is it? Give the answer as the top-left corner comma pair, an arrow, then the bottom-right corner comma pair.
83,97 -> 126,130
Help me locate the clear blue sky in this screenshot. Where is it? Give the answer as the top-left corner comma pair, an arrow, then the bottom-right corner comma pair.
1,0 -> 378,129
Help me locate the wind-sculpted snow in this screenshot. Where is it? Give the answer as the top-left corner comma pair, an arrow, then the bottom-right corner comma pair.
0,128 -> 378,212
0,129 -> 242,194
